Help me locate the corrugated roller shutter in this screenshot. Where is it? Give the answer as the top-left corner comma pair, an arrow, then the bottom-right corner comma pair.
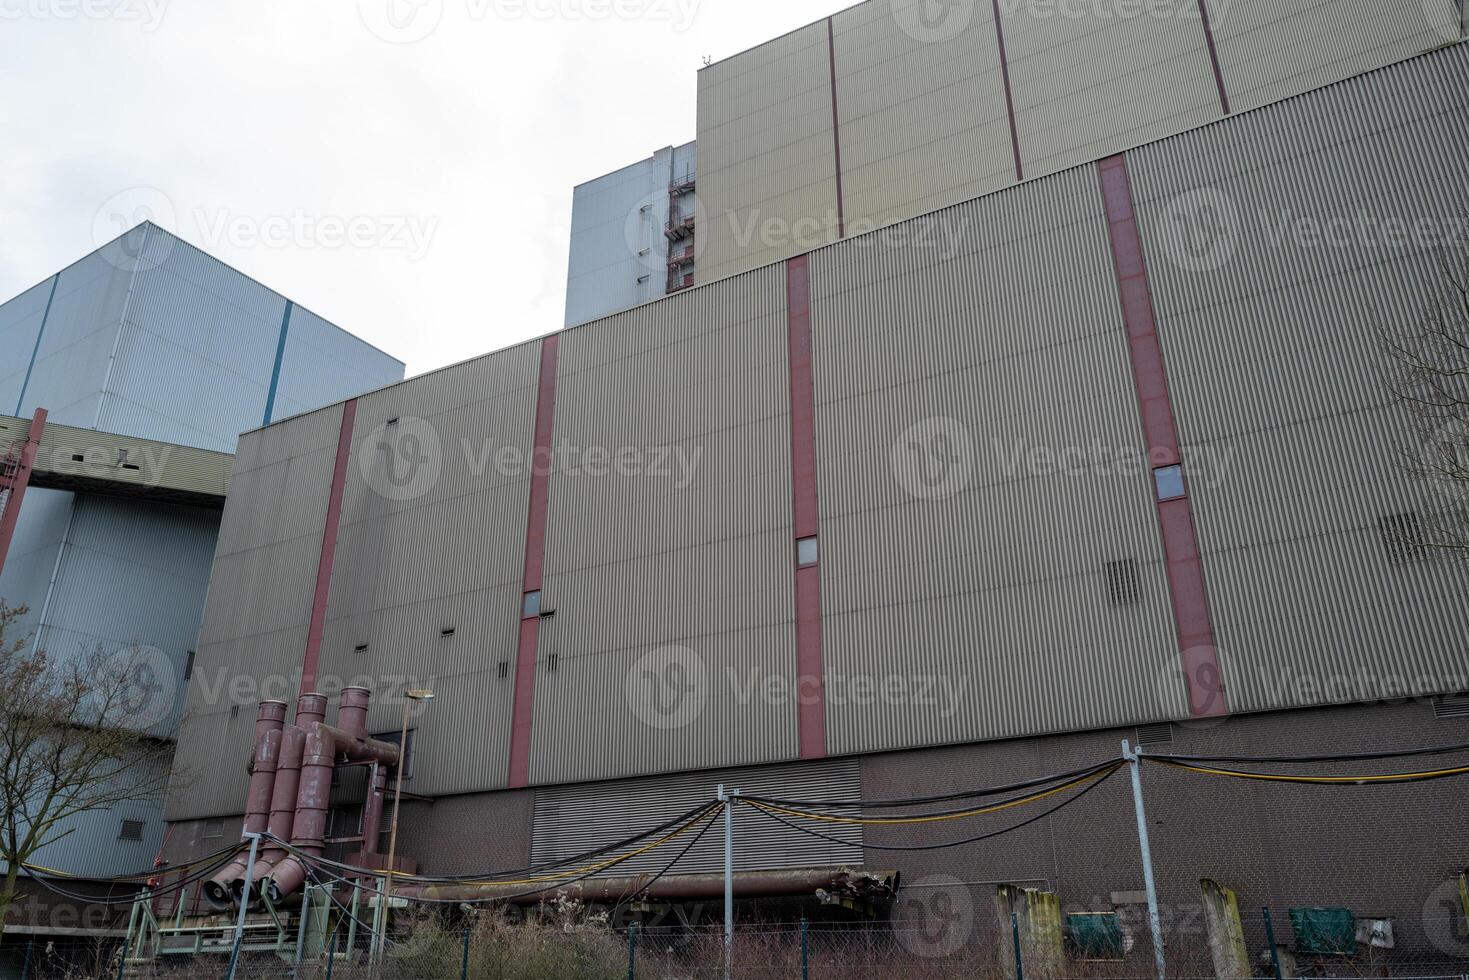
532,759 -> 862,875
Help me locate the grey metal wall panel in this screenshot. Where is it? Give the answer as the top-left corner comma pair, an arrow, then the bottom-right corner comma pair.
25,752 -> 170,879
697,21 -> 840,282
271,305 -> 404,423
832,0 -> 1012,233
565,151 -> 675,327
809,169 -> 1185,757
1004,0 -> 1222,181
0,487 -> 73,633
0,277 -> 54,413
532,759 -> 861,875
1213,0 -> 1462,115
532,268 -> 798,785
314,345 -> 542,797
1126,43 -> 1469,713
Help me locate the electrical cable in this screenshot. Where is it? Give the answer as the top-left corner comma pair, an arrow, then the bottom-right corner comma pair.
609,804 -> 721,914
739,761 -> 1121,852
23,849 -> 238,907
741,763 -> 1121,826
22,841 -> 241,881
1142,757 -> 1469,785
259,798 -> 720,886
1147,739 -> 1469,765
740,757 -> 1125,809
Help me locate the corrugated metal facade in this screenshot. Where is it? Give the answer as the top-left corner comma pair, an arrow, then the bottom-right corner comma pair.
0,276 -> 54,415
532,759 -> 861,874
830,0 -> 1013,231
693,0 -> 1460,279
533,269 -> 797,785
696,22 -> 840,282
170,45 -> 1469,823
1126,41 -> 1469,714
809,169 -> 1184,756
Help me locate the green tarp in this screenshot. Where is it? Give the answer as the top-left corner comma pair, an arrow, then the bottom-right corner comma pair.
1065,913 -> 1124,959
1289,907 -> 1355,955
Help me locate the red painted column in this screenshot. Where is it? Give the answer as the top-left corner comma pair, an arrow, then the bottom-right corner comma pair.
508,335 -> 560,789
1096,155 -> 1228,719
0,408 -> 47,576
301,398 -> 357,694
826,17 -> 847,238
786,256 -> 827,759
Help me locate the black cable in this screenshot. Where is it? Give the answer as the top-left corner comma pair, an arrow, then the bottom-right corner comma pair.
21,841 -> 242,884
25,850 -> 237,907
260,797 -> 722,887
1150,739 -> 1469,765
741,762 -> 1120,852
742,759 -> 1122,821
740,758 -> 1124,809
610,804 -> 720,915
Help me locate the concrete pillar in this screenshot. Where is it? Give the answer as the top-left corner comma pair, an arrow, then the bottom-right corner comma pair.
996,884 -> 1065,980
1199,879 -> 1250,980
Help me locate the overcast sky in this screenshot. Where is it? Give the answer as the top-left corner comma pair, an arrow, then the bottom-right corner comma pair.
0,0 -> 840,376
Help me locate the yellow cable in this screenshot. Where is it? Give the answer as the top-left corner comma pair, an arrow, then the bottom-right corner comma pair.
1144,758 -> 1469,784
739,764 -> 1123,826
23,845 -> 237,881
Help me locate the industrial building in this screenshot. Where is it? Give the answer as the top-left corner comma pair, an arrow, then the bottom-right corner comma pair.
0,223 -> 403,937
159,0 -> 1469,972
565,141 -> 699,325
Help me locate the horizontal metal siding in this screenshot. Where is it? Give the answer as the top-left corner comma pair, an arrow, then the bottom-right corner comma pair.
1004,0 -> 1222,181
697,21 -> 840,283
809,169 -> 1185,757
532,758 -> 861,874
532,268 -> 798,785
316,345 -> 541,796
1213,0 -> 1462,115
832,0 -> 1014,231
167,404 -> 344,821
1126,43 -> 1469,713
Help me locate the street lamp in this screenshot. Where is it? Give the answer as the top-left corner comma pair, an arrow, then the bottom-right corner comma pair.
374,688 -> 432,962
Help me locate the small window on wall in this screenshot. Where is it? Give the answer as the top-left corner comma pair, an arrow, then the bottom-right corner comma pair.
522,591 -> 541,619
796,537 -> 819,567
1153,465 -> 1186,501
118,819 -> 146,842
203,819 -> 224,839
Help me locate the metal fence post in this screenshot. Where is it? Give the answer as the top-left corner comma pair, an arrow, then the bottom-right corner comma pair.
1011,911 -> 1026,980
462,919 -> 472,980
1122,739 -> 1167,980
626,921 -> 638,980
800,916 -> 809,980
326,927 -> 339,980
226,832 -> 261,980
717,784 -> 734,980
1262,907 -> 1284,980
21,938 -> 33,980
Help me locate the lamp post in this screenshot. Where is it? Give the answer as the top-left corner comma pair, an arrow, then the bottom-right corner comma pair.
373,688 -> 433,963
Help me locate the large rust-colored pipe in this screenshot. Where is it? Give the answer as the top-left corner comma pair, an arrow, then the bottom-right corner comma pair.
338,686 -> 370,739
361,762 -> 386,856
396,868 -> 900,905
202,700 -> 286,908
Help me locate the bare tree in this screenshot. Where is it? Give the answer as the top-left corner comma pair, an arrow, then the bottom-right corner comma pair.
1382,222 -> 1469,557
0,601 -> 177,934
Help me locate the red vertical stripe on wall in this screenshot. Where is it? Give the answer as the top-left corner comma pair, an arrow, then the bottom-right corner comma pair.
301,398 -> 356,694
508,335 -> 560,789
0,407 -> 46,577
826,17 -> 847,239
786,255 -> 827,758
1096,155 -> 1227,719
990,0 -> 1024,182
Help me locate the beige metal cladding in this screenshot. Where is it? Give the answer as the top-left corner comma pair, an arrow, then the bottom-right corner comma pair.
832,0 -> 1015,232
1126,43 -> 1469,715
696,21 -> 841,283
0,414 -> 233,502
316,344 -> 542,797
531,268 -> 799,785
532,759 -> 861,875
167,403 -> 345,821
1212,0 -> 1463,116
809,168 -> 1186,758
1003,0 -> 1221,183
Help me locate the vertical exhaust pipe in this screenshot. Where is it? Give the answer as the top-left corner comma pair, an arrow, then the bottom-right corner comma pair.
202,700 -> 286,908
